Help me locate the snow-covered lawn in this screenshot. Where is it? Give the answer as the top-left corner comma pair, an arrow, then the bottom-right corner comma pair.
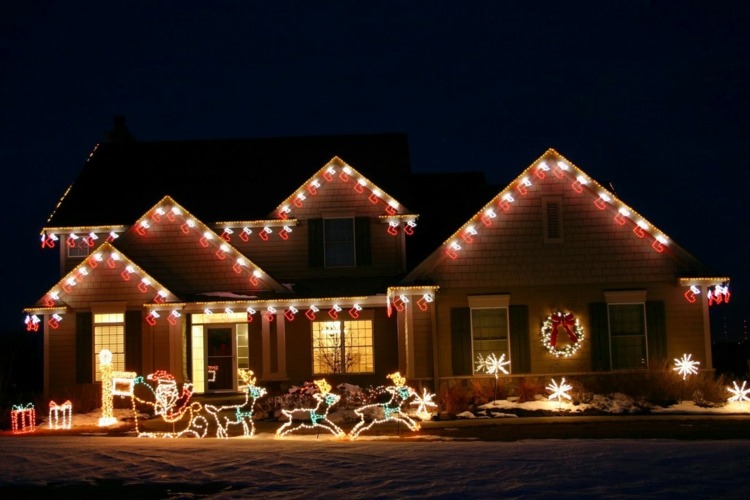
2,397 -> 750,498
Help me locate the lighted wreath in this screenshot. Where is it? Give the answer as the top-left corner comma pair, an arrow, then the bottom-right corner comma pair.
541,312 -> 585,358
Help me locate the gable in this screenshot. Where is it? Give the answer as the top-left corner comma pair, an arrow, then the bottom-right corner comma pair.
405,149 -> 719,287
272,156 -> 418,232
28,242 -> 179,311
112,196 -> 288,297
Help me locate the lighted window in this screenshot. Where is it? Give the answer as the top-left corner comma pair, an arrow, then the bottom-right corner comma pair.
324,218 -> 355,267
471,308 -> 509,372
312,319 -> 373,374
608,304 -> 647,370
67,239 -> 91,258
542,197 -> 563,242
94,312 -> 125,381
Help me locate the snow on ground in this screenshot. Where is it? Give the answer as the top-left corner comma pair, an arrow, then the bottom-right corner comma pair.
2,399 -> 750,498
1,432 -> 749,498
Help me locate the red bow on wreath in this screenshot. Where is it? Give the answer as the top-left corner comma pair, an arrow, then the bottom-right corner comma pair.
550,312 -> 578,347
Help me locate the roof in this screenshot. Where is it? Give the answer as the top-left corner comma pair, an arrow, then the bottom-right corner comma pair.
44,133 -> 413,228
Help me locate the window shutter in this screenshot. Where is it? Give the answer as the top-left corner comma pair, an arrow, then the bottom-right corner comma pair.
509,305 -> 531,373
451,307 -> 472,375
355,217 -> 371,266
76,312 -> 93,384
589,302 -> 611,371
125,310 -> 142,374
646,301 -> 667,367
308,218 -> 323,267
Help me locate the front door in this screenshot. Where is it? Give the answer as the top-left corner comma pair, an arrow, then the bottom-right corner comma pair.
206,327 -> 234,391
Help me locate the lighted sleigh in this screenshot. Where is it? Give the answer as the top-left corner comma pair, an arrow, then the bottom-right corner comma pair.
130,371 -> 208,438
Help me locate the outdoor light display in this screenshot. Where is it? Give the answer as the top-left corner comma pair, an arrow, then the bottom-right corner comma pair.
673,353 -> 700,380
11,403 -> 36,434
410,387 -> 438,421
475,352 -> 510,402
349,372 -> 420,440
540,312 -> 585,358
98,349 -> 136,427
727,381 -> 750,409
48,400 -> 72,430
275,379 -> 346,438
546,378 -> 573,407
204,369 -> 267,438
439,152 -> 674,263
131,371 -> 208,438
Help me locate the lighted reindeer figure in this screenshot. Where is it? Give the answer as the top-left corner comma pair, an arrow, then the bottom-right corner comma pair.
275,379 -> 346,438
349,371 -> 420,440
205,369 -> 268,438
131,370 -> 208,438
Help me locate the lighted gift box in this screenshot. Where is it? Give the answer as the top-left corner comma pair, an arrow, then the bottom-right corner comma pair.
11,403 -> 36,434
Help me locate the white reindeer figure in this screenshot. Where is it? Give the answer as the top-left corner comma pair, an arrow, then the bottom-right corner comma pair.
349,371 -> 420,440
275,379 -> 345,438
205,369 -> 267,438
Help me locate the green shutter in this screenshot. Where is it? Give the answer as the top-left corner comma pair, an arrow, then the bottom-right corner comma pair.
646,301 -> 667,367
308,218 -> 324,267
451,307 -> 472,375
589,302 -> 611,371
125,310 -> 142,374
355,217 -> 371,266
76,312 -> 93,383
509,305 -> 531,374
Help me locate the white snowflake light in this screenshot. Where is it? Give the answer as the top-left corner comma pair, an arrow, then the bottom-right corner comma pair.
475,353 -> 510,376
727,380 -> 750,408
546,378 -> 572,404
411,387 -> 438,421
673,353 -> 700,380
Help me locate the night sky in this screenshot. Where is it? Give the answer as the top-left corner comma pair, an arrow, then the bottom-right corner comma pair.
2,2 -> 748,341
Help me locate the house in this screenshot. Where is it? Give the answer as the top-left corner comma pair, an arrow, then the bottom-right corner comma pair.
25,131 -> 729,404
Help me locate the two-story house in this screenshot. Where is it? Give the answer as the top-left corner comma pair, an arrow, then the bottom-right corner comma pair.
25,131 -> 728,404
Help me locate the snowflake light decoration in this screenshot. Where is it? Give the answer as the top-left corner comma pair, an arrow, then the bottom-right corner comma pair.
546,377 -> 572,404
727,380 -> 750,407
411,387 -> 438,421
673,353 -> 700,380
475,353 -> 510,376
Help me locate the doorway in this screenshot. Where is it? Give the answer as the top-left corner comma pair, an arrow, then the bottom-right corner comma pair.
206,327 -> 234,391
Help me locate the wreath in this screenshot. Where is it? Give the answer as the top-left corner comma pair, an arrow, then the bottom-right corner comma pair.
541,312 -> 585,358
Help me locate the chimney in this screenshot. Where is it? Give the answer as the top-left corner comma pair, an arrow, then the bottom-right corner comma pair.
105,115 -> 136,143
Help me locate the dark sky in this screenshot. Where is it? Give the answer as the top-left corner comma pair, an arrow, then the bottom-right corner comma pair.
2,1 -> 748,340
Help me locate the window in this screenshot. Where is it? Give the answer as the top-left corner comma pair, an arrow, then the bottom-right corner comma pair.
312,319 -> 373,374
94,312 -> 125,381
542,197 -> 563,242
324,218 -> 355,267
608,304 -> 647,369
469,295 -> 510,373
308,217 -> 371,268
67,238 -> 91,258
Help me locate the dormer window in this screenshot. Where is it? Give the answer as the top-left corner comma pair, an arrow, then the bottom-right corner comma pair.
308,217 -> 371,268
324,218 -> 355,267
